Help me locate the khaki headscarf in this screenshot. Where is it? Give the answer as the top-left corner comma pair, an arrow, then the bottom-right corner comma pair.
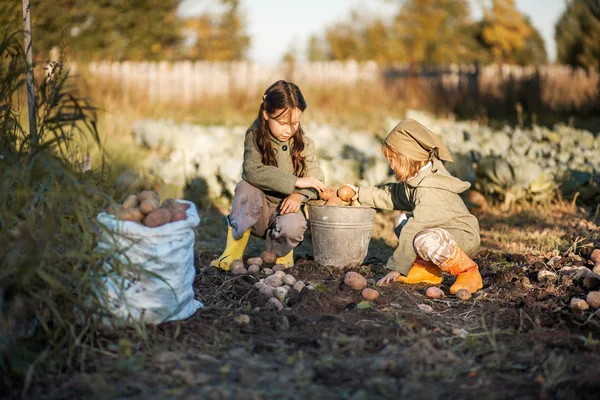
384,118 -> 453,162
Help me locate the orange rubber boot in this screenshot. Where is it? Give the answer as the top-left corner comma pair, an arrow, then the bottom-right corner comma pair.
397,259 -> 443,285
441,246 -> 483,294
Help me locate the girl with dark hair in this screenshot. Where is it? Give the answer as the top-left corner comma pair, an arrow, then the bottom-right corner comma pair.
341,118 -> 483,294
211,80 -> 326,271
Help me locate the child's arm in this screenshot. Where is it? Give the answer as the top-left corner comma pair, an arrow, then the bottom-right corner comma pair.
357,183 -> 412,210
242,133 -> 298,195
295,136 -> 325,201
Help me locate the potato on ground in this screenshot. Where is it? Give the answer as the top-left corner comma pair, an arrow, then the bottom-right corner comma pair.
426,287 -> 445,299
362,288 -> 379,300
344,271 -> 367,290
143,208 -> 172,228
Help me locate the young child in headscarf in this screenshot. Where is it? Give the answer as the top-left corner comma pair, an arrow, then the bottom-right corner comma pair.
342,118 -> 482,294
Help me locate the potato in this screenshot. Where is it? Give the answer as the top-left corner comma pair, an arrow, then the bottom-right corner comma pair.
231,266 -> 247,275
344,271 -> 367,290
140,198 -> 160,215
266,297 -> 284,311
282,275 -> 296,286
274,270 -> 286,279
170,210 -> 187,222
230,259 -> 244,270
426,287 -> 445,299
272,264 -> 287,272
320,187 -> 337,201
122,194 -> 140,209
247,257 -> 263,266
586,291 -> 600,308
248,264 -> 260,274
591,249 -> 600,264
337,185 -> 356,202
115,207 -> 143,222
143,208 -> 172,228
570,297 -> 589,311
263,268 -> 274,276
264,275 -> 283,288
259,285 -> 275,299
274,287 -> 288,301
293,281 -> 306,292
325,196 -> 345,206
261,250 -> 278,264
254,281 -> 266,290
362,288 -> 379,300
455,289 -> 472,301
139,190 -> 159,202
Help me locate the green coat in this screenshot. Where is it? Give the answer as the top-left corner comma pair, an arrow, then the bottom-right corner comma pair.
358,159 -> 480,275
242,124 -> 324,204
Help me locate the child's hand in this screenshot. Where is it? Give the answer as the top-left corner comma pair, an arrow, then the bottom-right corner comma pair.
295,176 -> 327,192
377,271 -> 401,286
280,193 -> 303,214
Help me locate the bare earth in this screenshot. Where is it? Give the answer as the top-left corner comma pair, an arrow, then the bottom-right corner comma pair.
29,204 -> 600,400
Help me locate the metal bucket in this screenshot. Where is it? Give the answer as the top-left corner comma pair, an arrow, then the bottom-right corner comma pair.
307,203 -> 376,269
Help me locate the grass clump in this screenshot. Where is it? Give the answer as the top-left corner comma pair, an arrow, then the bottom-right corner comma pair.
0,30 -> 130,394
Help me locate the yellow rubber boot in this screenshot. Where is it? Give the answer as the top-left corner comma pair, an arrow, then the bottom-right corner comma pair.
397,259 -> 443,285
210,227 -> 250,271
275,250 -> 294,267
441,246 -> 483,294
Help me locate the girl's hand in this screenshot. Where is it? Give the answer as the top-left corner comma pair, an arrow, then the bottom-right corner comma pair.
280,193 -> 303,214
295,176 -> 327,193
377,271 -> 401,286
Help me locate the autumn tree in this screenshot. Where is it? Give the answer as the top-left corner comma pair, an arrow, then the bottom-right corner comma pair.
480,0 -> 533,63
393,0 -> 472,65
555,0 -> 600,70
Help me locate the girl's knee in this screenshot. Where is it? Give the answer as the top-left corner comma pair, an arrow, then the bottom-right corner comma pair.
274,212 -> 307,240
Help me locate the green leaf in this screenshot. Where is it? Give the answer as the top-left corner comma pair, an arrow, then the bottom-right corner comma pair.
356,300 -> 372,309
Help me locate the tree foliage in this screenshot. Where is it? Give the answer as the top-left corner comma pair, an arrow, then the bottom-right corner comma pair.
309,0 -> 547,65
555,0 -> 600,70
0,0 -> 250,62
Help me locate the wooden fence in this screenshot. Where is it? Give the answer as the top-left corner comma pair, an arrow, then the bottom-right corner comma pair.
81,61 -> 599,115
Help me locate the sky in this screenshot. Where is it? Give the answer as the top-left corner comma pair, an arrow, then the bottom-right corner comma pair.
179,0 -> 567,65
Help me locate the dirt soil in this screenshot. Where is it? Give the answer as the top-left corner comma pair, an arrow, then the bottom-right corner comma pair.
26,205 -> 600,400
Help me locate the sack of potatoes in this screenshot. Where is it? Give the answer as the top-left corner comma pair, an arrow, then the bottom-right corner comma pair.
107,190 -> 191,228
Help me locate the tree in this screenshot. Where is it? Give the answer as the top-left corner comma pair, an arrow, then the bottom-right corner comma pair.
555,0 -> 600,70
393,0 -> 472,65
480,0 -> 532,64
513,18 -> 548,65
0,0 -> 182,61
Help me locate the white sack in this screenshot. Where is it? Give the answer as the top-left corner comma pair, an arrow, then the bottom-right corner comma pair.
94,200 -> 202,325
